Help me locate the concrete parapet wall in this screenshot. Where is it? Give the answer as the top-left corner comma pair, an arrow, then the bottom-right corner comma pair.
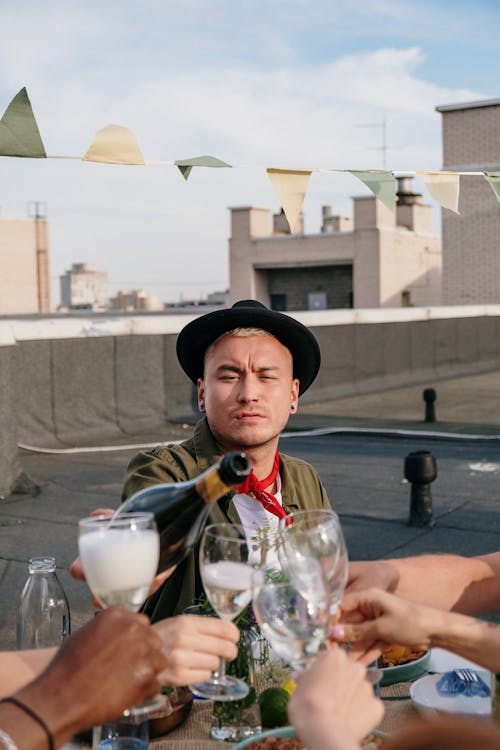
1,305 -> 500,494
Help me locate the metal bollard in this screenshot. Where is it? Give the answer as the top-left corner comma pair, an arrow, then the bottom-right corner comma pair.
423,388 -> 436,422
404,450 -> 437,527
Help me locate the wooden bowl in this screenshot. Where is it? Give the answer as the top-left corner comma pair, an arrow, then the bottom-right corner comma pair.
149,687 -> 194,738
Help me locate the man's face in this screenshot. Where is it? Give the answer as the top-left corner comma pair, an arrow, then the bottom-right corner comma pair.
198,334 -> 299,453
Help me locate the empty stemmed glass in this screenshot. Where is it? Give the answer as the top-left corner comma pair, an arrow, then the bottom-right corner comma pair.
78,512 -> 168,718
251,564 -> 330,672
189,523 -> 255,701
278,509 -> 348,617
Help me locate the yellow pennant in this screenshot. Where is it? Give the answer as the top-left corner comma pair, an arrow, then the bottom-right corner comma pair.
419,171 -> 460,214
83,124 -> 145,165
266,168 -> 312,233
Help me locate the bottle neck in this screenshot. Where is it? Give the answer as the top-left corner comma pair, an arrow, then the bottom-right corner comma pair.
195,464 -> 232,503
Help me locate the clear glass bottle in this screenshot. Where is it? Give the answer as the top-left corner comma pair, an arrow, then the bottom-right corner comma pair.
16,556 -> 71,649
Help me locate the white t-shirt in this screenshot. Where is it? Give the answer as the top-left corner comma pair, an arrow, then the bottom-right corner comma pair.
233,473 -> 283,567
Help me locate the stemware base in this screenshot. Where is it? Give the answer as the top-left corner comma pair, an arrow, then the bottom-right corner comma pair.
123,693 -> 169,719
189,675 -> 249,702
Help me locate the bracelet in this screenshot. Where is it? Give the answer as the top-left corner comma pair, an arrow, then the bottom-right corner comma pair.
0,697 -> 54,750
0,730 -> 18,750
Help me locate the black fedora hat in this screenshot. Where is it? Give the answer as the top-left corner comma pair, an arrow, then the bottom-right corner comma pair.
176,299 -> 321,395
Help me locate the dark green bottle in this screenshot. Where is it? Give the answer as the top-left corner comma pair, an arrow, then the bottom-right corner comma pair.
119,452 -> 251,572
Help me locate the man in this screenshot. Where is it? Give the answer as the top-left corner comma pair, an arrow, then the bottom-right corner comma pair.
121,299 -> 331,621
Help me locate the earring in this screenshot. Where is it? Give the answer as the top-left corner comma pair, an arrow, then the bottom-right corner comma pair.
290,404 -> 296,412
199,401 -> 205,411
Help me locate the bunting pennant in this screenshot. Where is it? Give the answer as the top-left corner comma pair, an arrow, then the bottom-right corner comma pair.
0,87 -> 46,158
420,171 -> 460,214
174,155 -> 232,180
484,172 -> 500,203
348,170 -> 395,211
83,124 -> 145,165
266,168 -> 312,233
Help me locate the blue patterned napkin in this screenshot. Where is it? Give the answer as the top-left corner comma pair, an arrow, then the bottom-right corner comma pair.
436,670 -> 490,698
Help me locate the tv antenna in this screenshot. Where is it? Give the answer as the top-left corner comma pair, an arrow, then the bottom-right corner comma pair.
358,114 -> 389,169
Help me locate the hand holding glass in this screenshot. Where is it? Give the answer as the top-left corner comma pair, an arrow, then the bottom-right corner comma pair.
78,512 -> 167,717
189,523 -> 254,701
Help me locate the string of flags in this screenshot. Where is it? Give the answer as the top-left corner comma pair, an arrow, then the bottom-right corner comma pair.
2,88 -> 499,234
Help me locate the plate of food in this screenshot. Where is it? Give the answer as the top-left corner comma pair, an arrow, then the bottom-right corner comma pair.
410,671 -> 491,717
232,726 -> 386,749
379,644 -> 430,686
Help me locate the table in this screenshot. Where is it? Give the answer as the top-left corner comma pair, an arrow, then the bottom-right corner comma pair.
149,685 -> 420,750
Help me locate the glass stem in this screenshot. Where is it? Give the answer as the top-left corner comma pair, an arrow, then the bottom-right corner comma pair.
215,656 -> 226,681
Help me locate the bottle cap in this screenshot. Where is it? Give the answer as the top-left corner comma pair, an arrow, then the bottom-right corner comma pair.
28,557 -> 56,573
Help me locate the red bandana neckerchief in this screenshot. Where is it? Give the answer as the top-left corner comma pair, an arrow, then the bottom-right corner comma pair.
235,452 -> 287,519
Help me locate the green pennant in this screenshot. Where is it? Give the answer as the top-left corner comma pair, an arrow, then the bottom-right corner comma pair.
484,172 -> 500,203
0,87 -> 46,158
175,155 -> 231,180
177,164 -> 193,180
348,169 -> 395,211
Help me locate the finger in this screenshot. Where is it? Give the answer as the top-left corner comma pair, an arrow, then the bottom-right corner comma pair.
69,556 -> 86,581
91,508 -> 115,517
148,567 -> 176,596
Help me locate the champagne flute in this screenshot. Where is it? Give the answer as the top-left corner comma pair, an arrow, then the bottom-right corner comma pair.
189,523 -> 254,701
251,565 -> 330,672
78,512 -> 167,717
278,509 -> 348,616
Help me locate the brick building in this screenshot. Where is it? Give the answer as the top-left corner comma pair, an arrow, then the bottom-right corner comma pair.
60,263 -> 109,311
229,177 -> 441,310
436,98 -> 500,304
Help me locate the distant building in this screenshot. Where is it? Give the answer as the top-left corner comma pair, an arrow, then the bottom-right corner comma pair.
229,177 -> 441,310
205,289 -> 229,305
60,263 -> 108,310
110,289 -> 162,312
436,98 -> 500,304
0,203 -> 50,314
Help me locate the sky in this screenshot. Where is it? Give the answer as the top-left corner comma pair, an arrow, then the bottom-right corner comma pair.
0,0 -> 499,306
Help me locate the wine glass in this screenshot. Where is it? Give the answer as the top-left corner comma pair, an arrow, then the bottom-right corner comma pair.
189,523 -> 254,701
78,512 -> 167,717
278,509 -> 348,616
251,565 -> 330,672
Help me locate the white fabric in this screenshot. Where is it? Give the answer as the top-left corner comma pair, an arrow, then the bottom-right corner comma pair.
0,730 -> 19,750
233,474 -> 283,567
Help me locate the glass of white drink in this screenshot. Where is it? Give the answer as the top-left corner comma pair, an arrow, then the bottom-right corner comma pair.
78,512 -> 166,719
190,523 -> 254,701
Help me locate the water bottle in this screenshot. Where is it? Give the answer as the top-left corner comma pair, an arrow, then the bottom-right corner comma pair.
16,556 -> 71,649
119,452 -> 251,572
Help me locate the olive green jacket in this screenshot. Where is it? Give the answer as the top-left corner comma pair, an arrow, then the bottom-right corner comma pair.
122,417 -> 331,622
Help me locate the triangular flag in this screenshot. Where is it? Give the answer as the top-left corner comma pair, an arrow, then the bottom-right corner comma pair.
177,165 -> 193,180
175,155 -> 232,180
420,171 -> 460,214
484,172 -> 500,203
266,168 -> 312,233
348,170 -> 395,211
83,124 -> 145,165
0,87 -> 46,158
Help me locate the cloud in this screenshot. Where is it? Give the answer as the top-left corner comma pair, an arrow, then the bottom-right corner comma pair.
0,0 -> 492,303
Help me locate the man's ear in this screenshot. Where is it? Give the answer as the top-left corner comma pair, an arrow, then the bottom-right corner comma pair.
197,378 -> 206,411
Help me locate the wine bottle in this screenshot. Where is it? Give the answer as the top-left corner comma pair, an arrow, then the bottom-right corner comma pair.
118,452 -> 251,572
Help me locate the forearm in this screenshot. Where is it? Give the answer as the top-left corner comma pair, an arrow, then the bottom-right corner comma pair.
388,553 -> 499,614
0,649 -> 55,698
427,609 -> 500,673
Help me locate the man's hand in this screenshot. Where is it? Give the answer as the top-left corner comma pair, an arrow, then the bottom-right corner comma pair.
288,645 -> 384,750
16,608 -> 168,743
331,588 -> 437,664
153,614 -> 239,686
